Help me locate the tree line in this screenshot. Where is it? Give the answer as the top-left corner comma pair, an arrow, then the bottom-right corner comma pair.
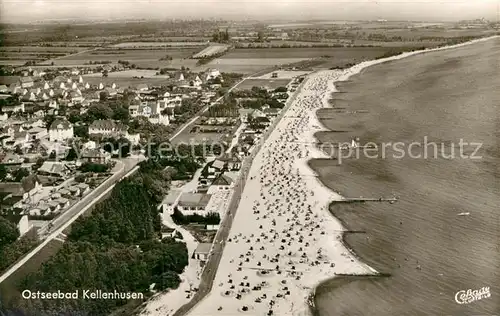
2,161 -> 189,316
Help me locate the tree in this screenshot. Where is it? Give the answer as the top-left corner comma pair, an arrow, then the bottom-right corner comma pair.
13,168 -> 29,182
34,158 -> 45,169
14,145 -> 23,155
99,91 -> 109,101
85,104 -> 113,122
43,115 -> 56,130
112,106 -> 129,122
102,70 -> 108,77
0,165 -> 7,181
257,30 -> 265,42
0,217 -> 20,249
74,125 -> 89,139
65,148 -> 78,161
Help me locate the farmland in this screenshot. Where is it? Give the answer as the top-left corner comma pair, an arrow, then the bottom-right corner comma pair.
0,46 -> 91,66
222,47 -> 397,59
81,69 -> 172,88
233,78 -> 292,91
83,69 -> 169,78
197,46 -> 409,73
112,41 -> 208,48
80,76 -> 170,89
192,44 -> 230,58
48,47 -> 201,67
250,70 -> 311,79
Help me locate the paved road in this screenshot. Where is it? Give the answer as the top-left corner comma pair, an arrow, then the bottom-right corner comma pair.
0,157 -> 141,284
0,76 -> 256,285
170,71 -> 265,144
172,76 -> 307,316
37,158 -> 139,238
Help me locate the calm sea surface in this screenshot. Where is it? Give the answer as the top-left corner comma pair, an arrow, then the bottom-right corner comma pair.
311,38 -> 500,315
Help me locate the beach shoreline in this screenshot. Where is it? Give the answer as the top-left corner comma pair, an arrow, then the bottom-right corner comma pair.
149,35 -> 499,316
307,34 -> 500,315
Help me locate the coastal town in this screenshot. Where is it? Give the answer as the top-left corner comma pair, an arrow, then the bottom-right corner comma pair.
1,7 -> 499,316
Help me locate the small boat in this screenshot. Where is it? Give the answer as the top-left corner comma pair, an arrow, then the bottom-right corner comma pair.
457,212 -> 470,216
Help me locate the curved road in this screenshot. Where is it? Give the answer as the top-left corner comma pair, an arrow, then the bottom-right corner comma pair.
0,74 -> 257,286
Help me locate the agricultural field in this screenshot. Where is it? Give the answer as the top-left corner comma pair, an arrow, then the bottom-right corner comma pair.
198,46 -> 406,74
222,47 -> 396,59
83,69 -> 169,78
192,44 -> 230,58
112,42 -> 207,48
80,76 -> 170,89
49,47 -> 200,67
250,70 -> 311,79
233,78 -> 292,91
0,46 -> 91,66
195,57 -> 307,74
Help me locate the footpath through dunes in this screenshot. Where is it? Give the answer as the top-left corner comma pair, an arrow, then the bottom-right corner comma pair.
187,71 -> 375,316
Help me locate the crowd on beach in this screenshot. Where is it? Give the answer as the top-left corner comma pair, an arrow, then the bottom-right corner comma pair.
188,71 -> 374,316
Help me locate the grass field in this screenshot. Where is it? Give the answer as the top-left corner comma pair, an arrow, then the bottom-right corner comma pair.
222,47 -> 399,59
199,46 -> 409,73
112,42 -> 207,48
234,78 -> 291,91
81,76 -> 170,88
0,46 -> 92,66
51,47 -> 200,67
196,57 -> 307,74
251,70 -> 311,79
192,44 -> 229,58
83,69 -> 169,78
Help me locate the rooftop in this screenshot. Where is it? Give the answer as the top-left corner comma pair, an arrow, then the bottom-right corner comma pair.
178,192 -> 212,208
162,190 -> 182,205
194,242 -> 212,254
38,161 -> 68,175
212,174 -> 233,186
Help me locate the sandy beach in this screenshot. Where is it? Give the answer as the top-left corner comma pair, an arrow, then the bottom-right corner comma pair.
142,35 -> 499,316
185,70 -> 377,316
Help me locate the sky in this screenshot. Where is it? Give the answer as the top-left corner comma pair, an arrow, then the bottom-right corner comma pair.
1,0 -> 499,23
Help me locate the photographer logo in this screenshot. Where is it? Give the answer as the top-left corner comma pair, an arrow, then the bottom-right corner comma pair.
454,287 -> 491,305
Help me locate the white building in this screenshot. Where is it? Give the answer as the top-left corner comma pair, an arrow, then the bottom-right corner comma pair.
207,174 -> 234,194
205,68 -> 221,82
161,190 -> 183,216
49,119 -> 74,142
17,215 -> 33,237
88,120 -> 127,137
194,243 -> 212,262
176,193 -> 212,216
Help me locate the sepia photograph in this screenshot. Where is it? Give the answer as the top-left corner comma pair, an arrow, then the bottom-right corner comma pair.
0,0 -> 499,315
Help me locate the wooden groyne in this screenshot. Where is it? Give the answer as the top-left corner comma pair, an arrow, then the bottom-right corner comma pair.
336,197 -> 398,204
343,230 -> 367,234
334,272 -> 391,278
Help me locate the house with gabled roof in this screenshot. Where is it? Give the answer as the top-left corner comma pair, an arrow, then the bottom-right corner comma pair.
208,174 -> 235,193
176,192 -> 212,215
18,77 -> 34,88
88,120 -> 127,137
49,119 -> 73,142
